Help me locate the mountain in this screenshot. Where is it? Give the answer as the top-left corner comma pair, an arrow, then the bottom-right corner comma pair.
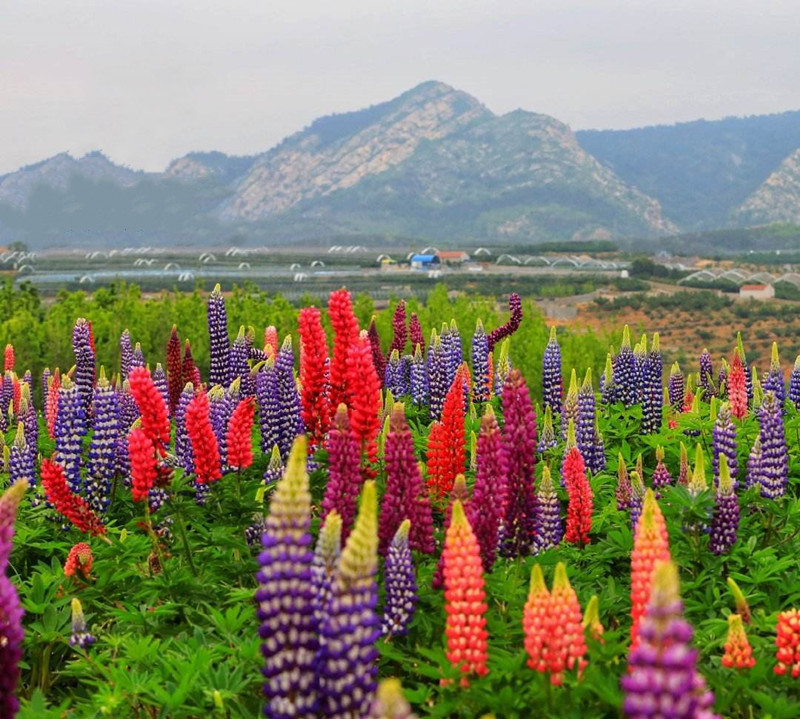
576,111 -> 800,229
735,149 -> 800,225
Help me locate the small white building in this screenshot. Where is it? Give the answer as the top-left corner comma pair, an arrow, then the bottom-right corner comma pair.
739,283 -> 775,300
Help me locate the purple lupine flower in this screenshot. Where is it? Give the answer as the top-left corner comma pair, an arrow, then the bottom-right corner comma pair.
41,367 -> 51,412
409,344 -> 428,408
151,363 -> 169,417
641,334 -> 663,435
471,405 -> 507,570
652,446 -> 672,496
710,456 -> 739,555
229,326 -> 250,395
629,471 -> 645,530
426,331 -> 448,420
9,424 -> 35,492
148,486 -> 168,513
561,369 -> 579,441
72,318 -> 95,417
398,355 -> 411,398
789,355 -> 800,409
763,342 -> 785,407
699,349 -> 715,398
242,326 -> 257,397
257,360 -> 280,456
276,336 -> 304,458
119,329 -> 133,381
68,598 -> 96,649
471,319 -> 490,403
85,370 -> 119,514
494,338 -> 511,396
633,335 -> 647,406
616,456 -> 632,511
22,371 -> 32,403
318,481 -> 379,719
600,353 -> 618,405
20,391 -> 37,462
577,369 -> 597,468
312,510 -> 342,630
55,377 -> 87,494
537,405 -> 557,454
712,402 -> 738,488
613,326 -> 637,407
245,514 -> 268,547
592,416 -> 607,473
487,292 -> 523,351
174,382 -> 195,475
256,437 -> 318,719
0,481 -> 27,719
745,436 -> 762,490
448,319 -> 463,386
207,284 -> 231,388
542,326 -> 562,415
131,343 -> 145,371
439,322 -> 454,389
0,372 -> 11,432
534,465 -> 562,552
756,391 -> 788,498
717,360 -> 729,400
668,362 -> 685,412
208,385 -> 234,469
622,562 -> 719,719
263,444 -> 284,486
115,379 -> 138,483
384,350 -> 403,398
499,369 -> 538,559
368,317 -> 386,390
382,519 -> 417,638
322,405 -> 363,541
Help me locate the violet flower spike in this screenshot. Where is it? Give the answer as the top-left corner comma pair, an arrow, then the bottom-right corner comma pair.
382,519 -> 417,638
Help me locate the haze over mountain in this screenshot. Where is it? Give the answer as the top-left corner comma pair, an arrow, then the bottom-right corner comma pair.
1,81 -> 799,250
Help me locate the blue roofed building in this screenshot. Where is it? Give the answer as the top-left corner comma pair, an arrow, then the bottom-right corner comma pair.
410,254 -> 440,269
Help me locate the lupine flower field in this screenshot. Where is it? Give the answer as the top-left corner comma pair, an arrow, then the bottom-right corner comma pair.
4,284 -> 800,718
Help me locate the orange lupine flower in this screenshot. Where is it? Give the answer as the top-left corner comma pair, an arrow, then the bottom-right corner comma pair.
523,564 -> 550,674
443,500 -> 488,686
630,490 -> 671,649
775,609 -> 800,677
64,543 -> 94,580
722,614 -> 755,670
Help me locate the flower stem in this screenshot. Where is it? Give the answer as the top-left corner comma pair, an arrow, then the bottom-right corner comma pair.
171,496 -> 199,578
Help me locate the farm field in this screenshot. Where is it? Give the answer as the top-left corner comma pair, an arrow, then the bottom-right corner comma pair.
1,282 -> 800,719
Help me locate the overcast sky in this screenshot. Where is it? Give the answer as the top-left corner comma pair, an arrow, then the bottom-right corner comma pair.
3,0 -> 799,175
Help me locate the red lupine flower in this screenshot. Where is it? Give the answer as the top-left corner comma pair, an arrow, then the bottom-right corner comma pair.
128,427 -> 158,502
729,353 -> 747,420
128,366 -> 170,456
167,325 -> 183,414
443,500 -> 489,686
775,609 -> 800,677
545,563 -> 587,685
409,312 -> 425,353
630,489 -> 671,648
346,331 -> 381,466
64,542 -> 94,580
722,614 -> 755,670
47,369 -> 61,439
323,404 -> 363,541
227,397 -> 256,470
328,289 -> 360,412
182,339 -> 201,389
563,443 -> 592,547
367,317 -> 386,389
682,391 -> 694,413
3,344 -> 14,373
426,376 -> 465,500
12,377 -> 20,414
186,392 -> 221,484
40,458 -> 106,536
389,300 -> 407,356
298,307 -> 331,448
523,564 -> 550,674
263,325 -> 279,359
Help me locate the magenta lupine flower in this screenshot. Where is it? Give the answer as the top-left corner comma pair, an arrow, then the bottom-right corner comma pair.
537,405 -> 557,454
174,383 -> 195,475
613,326 -> 637,407
389,301 -> 407,356
712,402 -> 738,487
72,318 -> 96,416
756,391 -> 788,498
699,349 -> 715,398
119,329 -> 134,380
710,456 -> 739,555
472,405 -> 507,570
789,356 -> 800,409
379,403 -> 434,555
85,370 -> 119,514
487,292 -> 522,351
763,342 -> 786,406
622,562 -> 719,719
409,312 -> 425,354
471,319 -> 490,403
651,446 -> 672,495
535,466 -> 562,552
55,377 -> 87,494
0,481 -> 27,719
208,284 -> 231,388
499,369 -> 538,558
368,318 -> 386,389
152,363 -> 169,417
426,331 -> 448,420
382,520 -> 417,638
318,481 -> 380,719
542,326 -> 563,416
668,362 -> 685,411
256,438 -> 319,719
409,344 -> 428,408
642,334 -> 663,434
736,333 -> 753,403
322,405 -> 363,541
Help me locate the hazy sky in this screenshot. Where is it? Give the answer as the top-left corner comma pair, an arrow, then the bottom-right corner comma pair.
3,0 -> 799,175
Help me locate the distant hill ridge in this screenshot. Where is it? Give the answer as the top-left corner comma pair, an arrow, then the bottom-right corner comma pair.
1,82 -> 798,248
